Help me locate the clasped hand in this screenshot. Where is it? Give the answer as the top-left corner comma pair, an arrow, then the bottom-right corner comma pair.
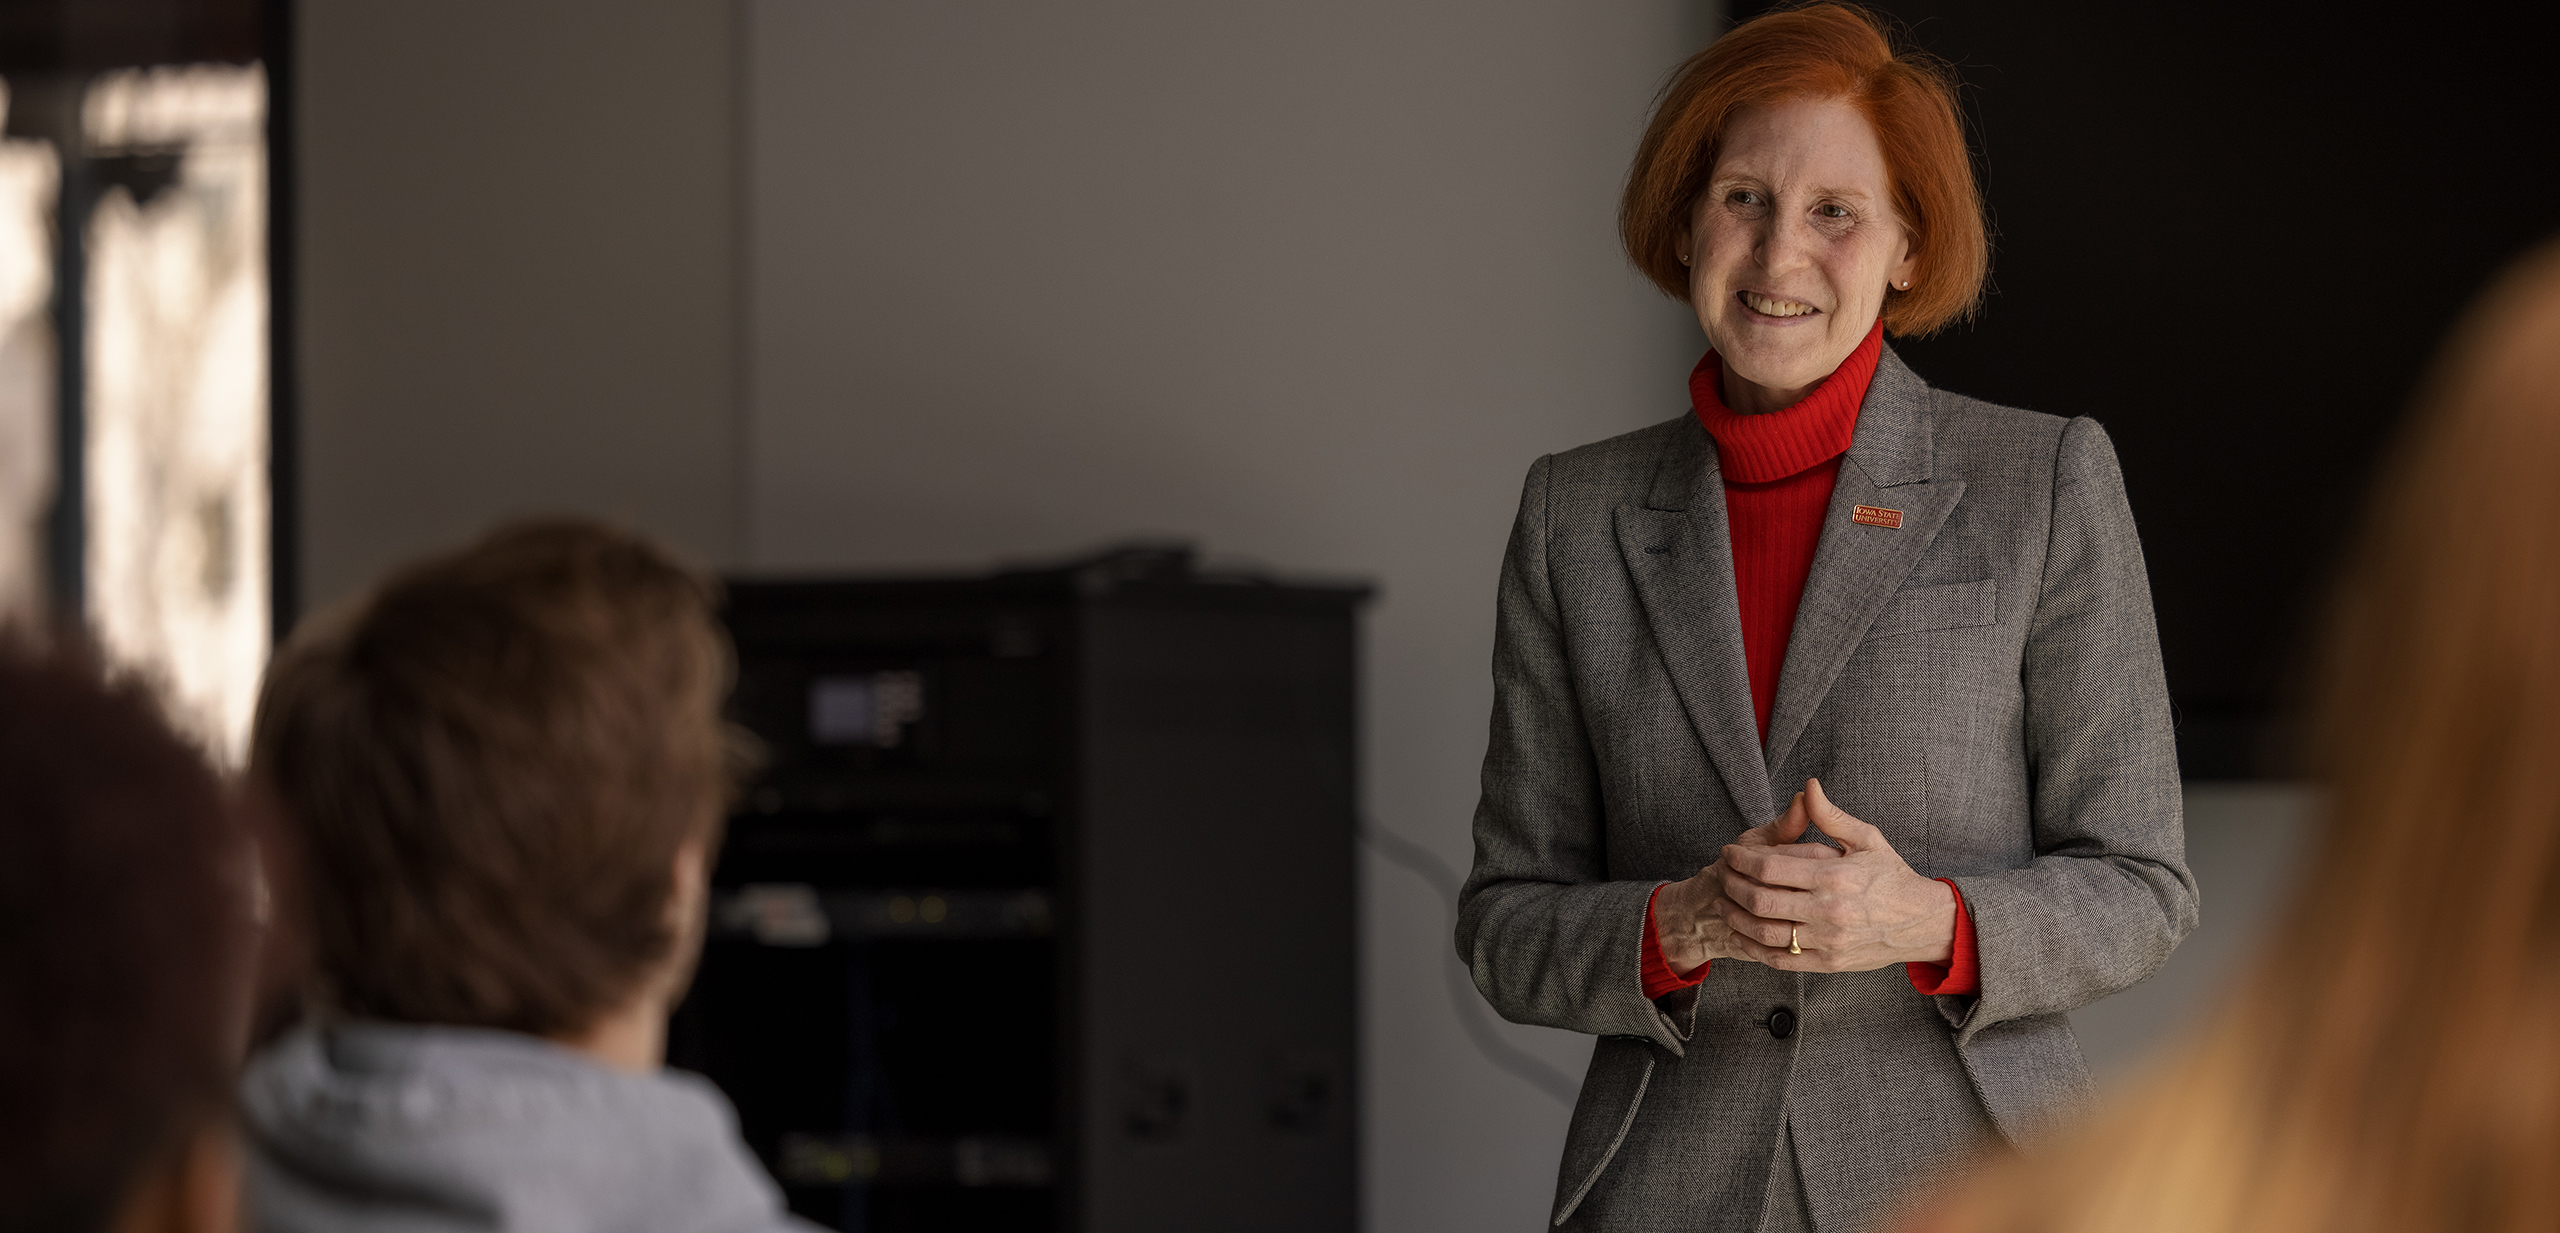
1650,778 -> 1955,975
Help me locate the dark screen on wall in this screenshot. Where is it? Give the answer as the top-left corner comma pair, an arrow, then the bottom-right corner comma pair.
1723,1 -> 2560,775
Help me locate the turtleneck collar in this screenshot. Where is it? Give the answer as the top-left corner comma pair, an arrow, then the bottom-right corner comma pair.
1688,317 -> 1883,484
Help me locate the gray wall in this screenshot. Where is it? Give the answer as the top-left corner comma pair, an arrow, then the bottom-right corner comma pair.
739,4 -> 1711,1228
295,3 -> 2312,1228
296,0 -> 741,609
2071,783 -> 2312,1079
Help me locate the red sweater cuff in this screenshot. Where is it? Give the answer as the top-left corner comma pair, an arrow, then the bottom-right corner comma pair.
1905,878 -> 1980,997
1640,884 -> 1709,1000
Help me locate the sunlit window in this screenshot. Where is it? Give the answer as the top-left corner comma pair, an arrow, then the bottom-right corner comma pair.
0,88 -> 53,624
82,65 -> 268,765
0,65 -> 268,765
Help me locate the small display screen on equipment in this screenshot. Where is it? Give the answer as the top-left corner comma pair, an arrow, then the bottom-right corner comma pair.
807,670 -> 924,748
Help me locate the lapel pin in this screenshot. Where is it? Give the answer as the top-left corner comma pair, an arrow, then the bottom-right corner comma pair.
1851,505 -> 1904,529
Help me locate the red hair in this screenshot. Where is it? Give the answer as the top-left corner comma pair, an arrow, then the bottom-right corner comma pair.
1621,3 -> 1988,337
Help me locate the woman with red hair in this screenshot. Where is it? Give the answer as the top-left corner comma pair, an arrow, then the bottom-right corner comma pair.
1456,6 -> 2195,1230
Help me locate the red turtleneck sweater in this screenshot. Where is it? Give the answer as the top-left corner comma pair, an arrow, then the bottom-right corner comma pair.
1638,321 -> 1978,1000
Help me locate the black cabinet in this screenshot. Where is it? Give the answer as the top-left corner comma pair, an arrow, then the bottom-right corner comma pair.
670,549 -> 1364,1232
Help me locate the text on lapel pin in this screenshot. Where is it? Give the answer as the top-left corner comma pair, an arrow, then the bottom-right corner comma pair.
1851,505 -> 1904,529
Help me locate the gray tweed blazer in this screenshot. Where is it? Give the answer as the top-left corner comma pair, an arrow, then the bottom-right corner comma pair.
1457,346 -> 2197,1232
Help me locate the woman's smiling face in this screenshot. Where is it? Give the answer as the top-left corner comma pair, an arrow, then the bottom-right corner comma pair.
1684,95 -> 1917,414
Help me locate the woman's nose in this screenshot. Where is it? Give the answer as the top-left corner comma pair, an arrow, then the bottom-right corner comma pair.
1757,215 -> 1817,276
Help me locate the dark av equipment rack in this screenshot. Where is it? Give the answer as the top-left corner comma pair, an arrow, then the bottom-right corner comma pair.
669,547 -> 1364,1232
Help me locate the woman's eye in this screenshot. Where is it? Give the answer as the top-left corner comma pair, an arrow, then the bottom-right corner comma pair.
1729,190 -> 1762,207
1816,203 -> 1850,220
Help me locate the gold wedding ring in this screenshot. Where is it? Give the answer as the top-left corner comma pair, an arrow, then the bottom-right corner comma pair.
1788,926 -> 1802,955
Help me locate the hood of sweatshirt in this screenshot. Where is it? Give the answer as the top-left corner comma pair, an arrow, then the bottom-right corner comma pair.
240,1022 -> 818,1233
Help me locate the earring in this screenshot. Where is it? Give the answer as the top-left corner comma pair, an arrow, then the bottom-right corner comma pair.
1896,279 -> 1910,289
1679,253 -> 1691,266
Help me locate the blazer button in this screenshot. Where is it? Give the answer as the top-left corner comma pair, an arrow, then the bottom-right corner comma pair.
1767,1008 -> 1797,1040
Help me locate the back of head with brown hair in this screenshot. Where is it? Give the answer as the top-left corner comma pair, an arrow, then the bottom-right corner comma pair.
0,633 -> 255,1233
1621,2 -> 1988,336
1906,237 -> 2560,1233
253,518 -> 736,1038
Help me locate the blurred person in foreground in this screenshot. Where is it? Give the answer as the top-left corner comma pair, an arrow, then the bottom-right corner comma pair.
0,634 -> 259,1233
239,520 -> 815,1232
1902,238 -> 2560,1233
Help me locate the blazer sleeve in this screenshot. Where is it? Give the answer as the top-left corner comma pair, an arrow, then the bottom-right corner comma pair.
1940,416 -> 2199,1045
1455,455 -> 1698,1054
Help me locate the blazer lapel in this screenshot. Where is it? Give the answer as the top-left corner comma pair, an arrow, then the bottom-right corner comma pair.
1616,420 -> 1777,827
1763,348 -> 1968,775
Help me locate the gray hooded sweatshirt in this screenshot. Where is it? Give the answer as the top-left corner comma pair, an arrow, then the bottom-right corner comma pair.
240,1023 -> 822,1233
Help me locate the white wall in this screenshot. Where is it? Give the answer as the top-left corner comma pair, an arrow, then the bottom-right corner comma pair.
295,0 -> 741,609
740,4 -> 1712,1228
2070,783 -> 2313,1079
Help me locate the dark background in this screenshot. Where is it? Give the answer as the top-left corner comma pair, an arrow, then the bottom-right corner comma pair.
1733,0 -> 2560,775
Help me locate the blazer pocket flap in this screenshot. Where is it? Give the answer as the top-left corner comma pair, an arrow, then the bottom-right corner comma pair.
1869,578 -> 1998,640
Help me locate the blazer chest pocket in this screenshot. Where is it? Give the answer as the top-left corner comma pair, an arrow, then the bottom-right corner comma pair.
1869,578 -> 1998,639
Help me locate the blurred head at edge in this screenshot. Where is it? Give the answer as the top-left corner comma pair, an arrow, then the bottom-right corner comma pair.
1908,235 -> 2560,1233
0,634 -> 258,1233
